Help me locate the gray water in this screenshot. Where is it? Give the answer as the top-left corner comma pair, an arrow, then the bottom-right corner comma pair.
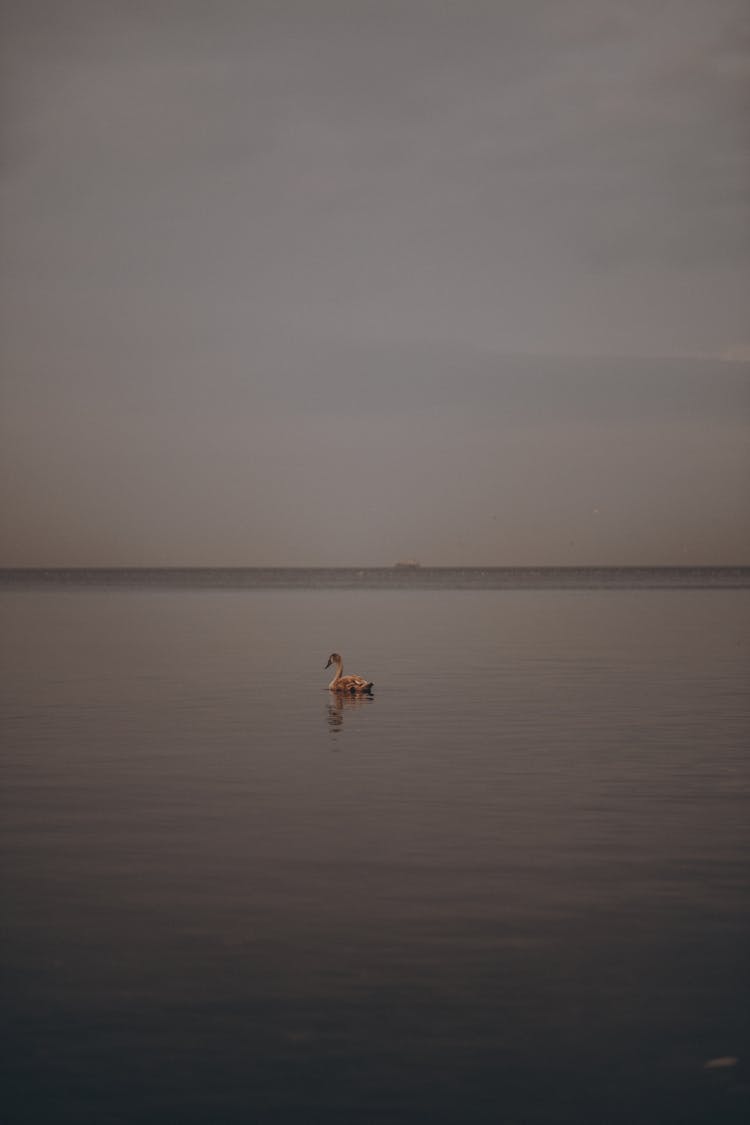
2,577 -> 749,1124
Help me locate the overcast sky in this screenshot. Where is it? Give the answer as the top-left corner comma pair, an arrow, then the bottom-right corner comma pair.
1,0 -> 748,565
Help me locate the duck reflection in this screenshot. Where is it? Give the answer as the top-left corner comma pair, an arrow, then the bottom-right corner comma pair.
326,691 -> 374,733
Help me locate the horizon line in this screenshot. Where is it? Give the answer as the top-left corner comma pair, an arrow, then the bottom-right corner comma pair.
2,563 -> 749,572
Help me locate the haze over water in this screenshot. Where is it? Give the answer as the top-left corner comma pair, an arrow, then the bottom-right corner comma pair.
2,571 -> 748,1123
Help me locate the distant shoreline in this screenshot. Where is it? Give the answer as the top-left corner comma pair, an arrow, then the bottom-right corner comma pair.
1,566 -> 748,590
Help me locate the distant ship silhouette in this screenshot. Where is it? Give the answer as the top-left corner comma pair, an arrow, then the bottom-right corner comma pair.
394,559 -> 422,569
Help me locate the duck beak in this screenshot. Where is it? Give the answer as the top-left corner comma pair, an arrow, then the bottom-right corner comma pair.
325,658 -> 332,668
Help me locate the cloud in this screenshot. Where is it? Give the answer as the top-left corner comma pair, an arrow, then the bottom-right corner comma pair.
2,341 -> 748,565
721,344 -> 750,362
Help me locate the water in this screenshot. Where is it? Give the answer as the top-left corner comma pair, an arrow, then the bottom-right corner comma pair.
1,574 -> 749,1124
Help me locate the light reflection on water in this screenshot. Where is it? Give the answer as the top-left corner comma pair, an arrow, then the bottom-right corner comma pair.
1,586 -> 749,1124
326,692 -> 376,735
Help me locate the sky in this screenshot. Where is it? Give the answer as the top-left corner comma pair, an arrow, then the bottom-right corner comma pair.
1,0 -> 748,566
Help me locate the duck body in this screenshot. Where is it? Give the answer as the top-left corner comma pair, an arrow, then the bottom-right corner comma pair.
325,652 -> 374,694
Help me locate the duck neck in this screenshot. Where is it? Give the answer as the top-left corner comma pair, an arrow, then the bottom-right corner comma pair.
328,657 -> 343,689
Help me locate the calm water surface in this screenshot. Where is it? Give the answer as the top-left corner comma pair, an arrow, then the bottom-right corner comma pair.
2,584 -> 749,1124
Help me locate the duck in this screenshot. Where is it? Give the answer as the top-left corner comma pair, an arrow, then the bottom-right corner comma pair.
325,652 -> 374,694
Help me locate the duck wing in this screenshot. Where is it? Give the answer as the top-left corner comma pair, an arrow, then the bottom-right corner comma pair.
336,674 -> 374,693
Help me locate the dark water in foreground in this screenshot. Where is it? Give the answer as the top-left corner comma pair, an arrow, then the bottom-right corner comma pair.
1,577 -> 749,1124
